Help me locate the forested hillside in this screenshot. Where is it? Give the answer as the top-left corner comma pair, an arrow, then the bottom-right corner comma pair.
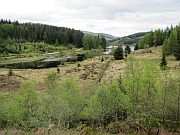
0,19 -> 84,54
137,24 -> 180,60
110,32 -> 146,46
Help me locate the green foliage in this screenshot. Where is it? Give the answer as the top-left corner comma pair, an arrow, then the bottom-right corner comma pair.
107,122 -> 121,134
125,45 -> 131,57
1,76 -> 85,130
138,29 -> 164,49
100,36 -> 107,50
80,127 -> 94,135
77,62 -> 81,67
0,19 -> 84,54
0,95 -> 6,128
161,75 -> 180,122
173,26 -> 180,60
168,29 -> 178,55
4,82 -> 38,130
160,54 -> 167,70
125,45 -> 131,54
123,57 -> 159,124
110,46 -> 116,55
162,38 -> 170,55
46,77 -> 84,128
134,43 -> 138,50
84,82 -> 129,128
82,35 -> 100,50
85,51 -> 93,58
114,46 -> 124,60
101,57 -> 104,62
44,71 -> 58,91
162,26 -> 180,60
164,121 -> 180,132
110,32 -> 146,46
1,54 -> 180,133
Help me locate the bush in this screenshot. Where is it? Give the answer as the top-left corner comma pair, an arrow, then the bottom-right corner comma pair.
85,51 -> 93,59
107,122 -> 121,134
60,58 -> 66,65
114,46 -> 124,60
101,57 -> 104,62
44,71 -> 58,91
80,127 -> 94,135
164,121 -> 180,132
77,63 -> 81,67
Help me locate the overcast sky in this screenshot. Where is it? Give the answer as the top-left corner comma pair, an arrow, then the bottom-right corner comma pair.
0,0 -> 180,37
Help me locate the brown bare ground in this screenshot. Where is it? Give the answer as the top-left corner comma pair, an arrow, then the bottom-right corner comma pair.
0,75 -> 20,91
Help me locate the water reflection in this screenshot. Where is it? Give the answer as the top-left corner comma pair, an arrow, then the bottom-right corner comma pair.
0,54 -> 85,69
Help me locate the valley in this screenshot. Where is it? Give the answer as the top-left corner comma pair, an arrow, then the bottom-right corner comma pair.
0,19 -> 180,135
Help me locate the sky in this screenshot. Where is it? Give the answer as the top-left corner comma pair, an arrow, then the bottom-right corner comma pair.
0,0 -> 180,37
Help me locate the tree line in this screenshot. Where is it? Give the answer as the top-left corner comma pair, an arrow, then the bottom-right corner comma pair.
162,25 -> 180,60
0,19 -> 109,55
0,19 -> 84,52
82,35 -> 107,50
137,24 -> 180,60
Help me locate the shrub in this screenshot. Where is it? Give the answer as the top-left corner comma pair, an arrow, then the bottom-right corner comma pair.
8,68 -> 13,76
114,46 -> 124,60
77,63 -> 81,67
107,122 -> 121,134
101,57 -> 104,62
85,51 -> 93,59
80,127 -> 94,135
125,45 -> 131,54
160,54 -> 167,70
44,71 -> 58,91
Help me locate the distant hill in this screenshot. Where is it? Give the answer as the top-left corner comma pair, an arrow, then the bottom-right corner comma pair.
110,32 -> 147,45
82,31 -> 119,41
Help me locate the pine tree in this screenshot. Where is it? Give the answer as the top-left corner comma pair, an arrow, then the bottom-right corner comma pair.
101,36 -> 107,51
114,46 -> 124,60
162,38 -> 171,55
174,26 -> 180,60
160,54 -> 167,70
168,29 -> 178,54
125,45 -> 131,54
147,31 -> 154,47
134,43 -> 138,50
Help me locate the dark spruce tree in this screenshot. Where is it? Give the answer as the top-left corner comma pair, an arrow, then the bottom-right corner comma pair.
134,43 -> 138,50
101,36 -> 107,51
114,46 -> 124,60
125,45 -> 131,54
160,54 -> 167,70
174,26 -> 180,60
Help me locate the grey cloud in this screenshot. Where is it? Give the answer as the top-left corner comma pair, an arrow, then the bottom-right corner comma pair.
55,0 -> 180,20
1,0 -> 180,36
